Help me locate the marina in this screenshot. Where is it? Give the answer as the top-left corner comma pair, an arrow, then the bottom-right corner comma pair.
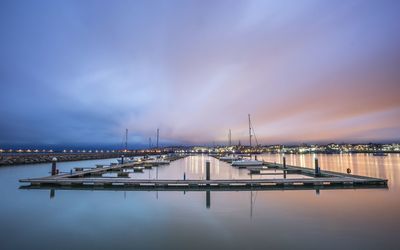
2,1 -> 400,249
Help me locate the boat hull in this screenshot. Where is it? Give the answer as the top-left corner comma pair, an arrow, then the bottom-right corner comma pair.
231,160 -> 263,167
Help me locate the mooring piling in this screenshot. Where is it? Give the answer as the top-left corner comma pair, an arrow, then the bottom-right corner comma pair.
283,156 -> 286,169
314,158 -> 320,177
206,161 -> 210,181
51,157 -> 57,176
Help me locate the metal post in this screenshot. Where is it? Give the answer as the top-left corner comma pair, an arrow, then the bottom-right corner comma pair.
314,158 -> 320,176
206,161 -> 210,181
51,157 -> 57,175
156,128 -> 159,148
283,156 -> 286,169
125,129 -> 128,151
121,155 -> 124,165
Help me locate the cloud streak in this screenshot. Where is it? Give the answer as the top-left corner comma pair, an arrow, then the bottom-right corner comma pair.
1,0 -> 400,147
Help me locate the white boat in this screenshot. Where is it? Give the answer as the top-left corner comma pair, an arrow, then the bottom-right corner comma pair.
146,159 -> 170,165
117,158 -> 135,164
373,152 -> 388,156
219,156 -> 241,162
231,159 -> 263,167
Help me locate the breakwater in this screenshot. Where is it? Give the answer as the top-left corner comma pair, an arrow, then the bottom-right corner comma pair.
0,152 -> 165,166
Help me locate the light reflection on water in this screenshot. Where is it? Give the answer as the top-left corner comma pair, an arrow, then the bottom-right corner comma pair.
257,153 -> 400,187
0,154 -> 399,250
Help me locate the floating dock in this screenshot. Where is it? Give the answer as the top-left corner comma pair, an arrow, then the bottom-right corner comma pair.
19,155 -> 387,190
20,176 -> 387,188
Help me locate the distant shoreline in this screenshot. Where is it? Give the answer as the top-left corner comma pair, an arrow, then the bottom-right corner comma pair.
0,152 -> 162,167
1,151 -> 399,167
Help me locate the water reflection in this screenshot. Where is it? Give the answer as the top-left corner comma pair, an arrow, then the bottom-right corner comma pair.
50,189 -> 55,199
3,154 -> 400,249
206,191 -> 211,209
258,153 -> 400,188
134,155 -> 308,181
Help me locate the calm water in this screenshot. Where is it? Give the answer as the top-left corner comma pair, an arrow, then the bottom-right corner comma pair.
1,154 -> 400,250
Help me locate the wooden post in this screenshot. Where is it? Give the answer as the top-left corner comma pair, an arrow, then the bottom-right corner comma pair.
51,157 -> 57,176
206,161 -> 210,181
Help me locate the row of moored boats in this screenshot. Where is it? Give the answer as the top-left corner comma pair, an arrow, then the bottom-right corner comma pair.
117,155 -> 171,165
219,155 -> 263,167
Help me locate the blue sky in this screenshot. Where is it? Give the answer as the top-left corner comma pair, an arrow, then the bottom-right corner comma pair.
1,0 -> 400,148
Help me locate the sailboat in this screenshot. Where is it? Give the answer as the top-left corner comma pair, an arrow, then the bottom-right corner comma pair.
231,114 -> 264,167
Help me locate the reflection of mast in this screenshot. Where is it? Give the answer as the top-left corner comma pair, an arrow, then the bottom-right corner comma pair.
250,190 -> 257,218
250,190 -> 253,218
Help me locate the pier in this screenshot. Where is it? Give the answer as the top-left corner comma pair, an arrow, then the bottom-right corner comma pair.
19,155 -> 387,190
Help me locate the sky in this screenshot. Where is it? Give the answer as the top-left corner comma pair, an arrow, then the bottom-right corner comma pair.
1,0 -> 400,148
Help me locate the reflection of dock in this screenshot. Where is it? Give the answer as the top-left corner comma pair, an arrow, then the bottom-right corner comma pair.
20,184 -> 387,192
19,176 -> 387,188
19,156 -> 388,190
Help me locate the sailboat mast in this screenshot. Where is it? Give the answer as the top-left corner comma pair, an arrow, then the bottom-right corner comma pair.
228,129 -> 232,147
125,128 -> 128,151
156,128 -> 159,148
248,114 -> 252,147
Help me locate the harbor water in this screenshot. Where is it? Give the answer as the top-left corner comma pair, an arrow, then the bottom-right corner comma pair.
1,153 -> 399,250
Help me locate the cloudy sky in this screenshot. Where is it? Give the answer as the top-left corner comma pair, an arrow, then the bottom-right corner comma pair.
1,0 -> 400,148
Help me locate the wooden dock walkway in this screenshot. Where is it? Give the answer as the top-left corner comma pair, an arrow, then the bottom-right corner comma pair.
20,176 -> 387,187
20,182 -> 387,192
